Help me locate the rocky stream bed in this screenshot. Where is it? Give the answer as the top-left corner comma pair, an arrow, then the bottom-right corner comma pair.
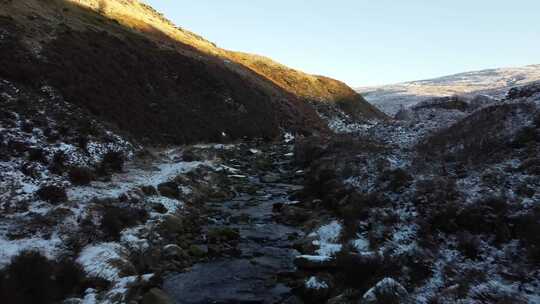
158,142 -> 309,304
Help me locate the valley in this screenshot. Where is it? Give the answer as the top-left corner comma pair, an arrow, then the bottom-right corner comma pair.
0,1 -> 540,304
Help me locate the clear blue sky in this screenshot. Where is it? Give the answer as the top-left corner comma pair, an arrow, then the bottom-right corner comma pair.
143,1 -> 540,86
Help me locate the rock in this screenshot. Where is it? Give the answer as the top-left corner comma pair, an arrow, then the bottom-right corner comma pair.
142,288 -> 173,304
254,157 -> 273,171
160,215 -> 184,236
272,202 -> 284,212
229,213 -> 250,224
181,149 -> 200,162
207,227 -> 240,243
360,278 -> 409,304
163,244 -> 186,259
158,181 -> 180,199
292,236 -> 318,253
207,243 -> 239,257
294,255 -> 337,270
327,291 -> 358,304
188,244 -> 208,258
280,205 -> 312,224
141,185 -> 158,196
281,295 -> 304,304
260,173 -> 280,183
152,203 -> 168,214
301,275 -> 333,303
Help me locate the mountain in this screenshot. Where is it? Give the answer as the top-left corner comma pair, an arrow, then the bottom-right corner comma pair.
0,0 -> 385,144
357,64 -> 540,115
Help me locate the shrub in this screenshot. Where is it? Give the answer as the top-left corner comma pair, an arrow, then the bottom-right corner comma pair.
28,147 -> 47,163
294,136 -> 326,167
0,251 -> 87,304
510,127 -> 538,148
379,168 -> 412,192
54,258 -> 86,297
519,157 -> 540,175
49,151 -> 67,175
68,166 -> 94,186
98,151 -> 124,175
457,232 -> 481,260
401,249 -> 433,286
512,205 -> 540,263
0,251 -> 56,304
36,185 -> 67,203
456,196 -> 508,236
414,177 -> 460,209
1,252 -> 88,302
100,204 -> 148,240
334,249 -> 385,289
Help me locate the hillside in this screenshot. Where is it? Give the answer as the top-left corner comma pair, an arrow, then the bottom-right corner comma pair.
0,0 -> 384,145
67,0 -> 384,120
357,64 -> 540,115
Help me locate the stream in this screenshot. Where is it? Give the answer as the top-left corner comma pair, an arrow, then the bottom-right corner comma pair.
163,146 -> 304,304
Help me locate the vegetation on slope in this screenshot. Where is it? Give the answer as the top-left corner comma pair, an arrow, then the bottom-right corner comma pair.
2,0 -> 353,143
3,1 -> 385,137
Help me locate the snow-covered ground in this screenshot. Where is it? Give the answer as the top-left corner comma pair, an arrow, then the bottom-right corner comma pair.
357,64 -> 540,115
296,83 -> 540,303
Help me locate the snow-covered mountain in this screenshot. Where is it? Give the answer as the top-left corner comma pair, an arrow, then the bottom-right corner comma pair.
357,64 -> 540,115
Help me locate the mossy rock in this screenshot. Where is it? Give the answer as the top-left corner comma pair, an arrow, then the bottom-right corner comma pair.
160,215 -> 184,235
188,244 -> 208,258
142,288 -> 173,304
207,227 -> 239,243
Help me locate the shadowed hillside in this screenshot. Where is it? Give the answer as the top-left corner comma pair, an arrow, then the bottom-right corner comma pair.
0,0 -> 385,144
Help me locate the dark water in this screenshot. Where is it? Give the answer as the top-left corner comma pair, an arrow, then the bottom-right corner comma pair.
163,177 -> 304,304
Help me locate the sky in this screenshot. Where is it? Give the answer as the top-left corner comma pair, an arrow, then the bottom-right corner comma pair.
143,1 -> 540,87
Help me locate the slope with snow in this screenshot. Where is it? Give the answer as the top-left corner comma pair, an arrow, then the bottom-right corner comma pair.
357,64 -> 540,115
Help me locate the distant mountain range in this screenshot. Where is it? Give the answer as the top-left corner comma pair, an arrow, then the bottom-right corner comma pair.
356,64 -> 540,115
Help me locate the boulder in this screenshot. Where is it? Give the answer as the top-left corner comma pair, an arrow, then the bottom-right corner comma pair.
260,173 -> 280,183
162,244 -> 186,259
207,227 -> 240,243
360,277 -> 408,304
301,275 -> 333,303
160,215 -> 184,236
294,255 -> 337,270
188,244 -> 208,258
158,181 -> 180,199
141,185 -> 158,196
142,288 -> 173,304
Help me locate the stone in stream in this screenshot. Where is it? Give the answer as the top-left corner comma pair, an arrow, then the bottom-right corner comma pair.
159,215 -> 185,237
157,181 -> 180,198
188,244 -> 208,258
141,185 -> 158,196
142,288 -> 173,304
301,275 -> 334,303
261,173 -> 281,183
207,227 -> 240,243
294,255 -> 337,270
162,143 -> 305,303
360,277 -> 409,304
162,244 -> 187,259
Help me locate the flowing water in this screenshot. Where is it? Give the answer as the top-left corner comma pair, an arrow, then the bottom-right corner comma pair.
164,149 -> 304,304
